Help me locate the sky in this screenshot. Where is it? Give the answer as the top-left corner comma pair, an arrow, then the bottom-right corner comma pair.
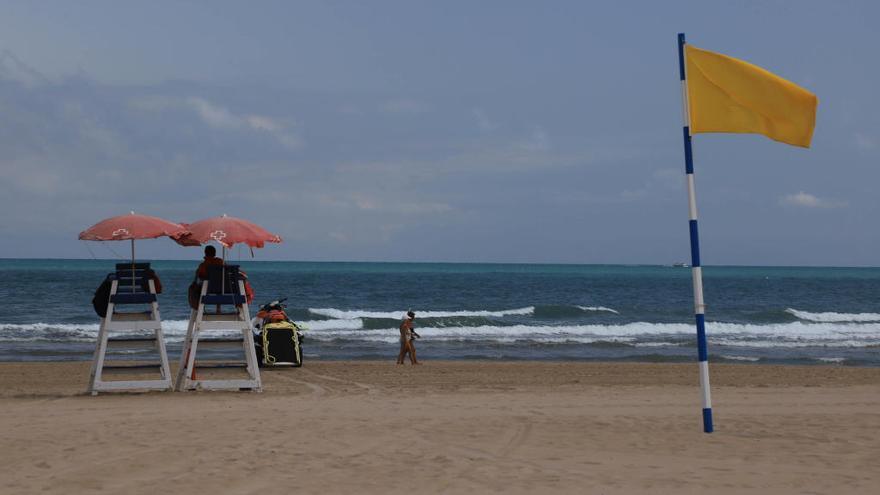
0,0 -> 878,266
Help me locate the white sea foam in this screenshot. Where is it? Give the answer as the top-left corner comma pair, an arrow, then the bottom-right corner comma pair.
298,321 -> 880,347
0,322 -> 102,333
577,306 -> 619,314
708,321 -> 880,338
710,338 -> 877,349
0,318 -> 363,343
308,307 -> 535,319
786,308 -> 880,323
0,320 -> 229,342
3,320 -> 880,347
720,355 -> 761,362
298,319 -> 363,331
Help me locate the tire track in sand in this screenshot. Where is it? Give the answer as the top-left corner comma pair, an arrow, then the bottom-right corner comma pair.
431,415 -> 536,491
267,371 -> 330,396
502,416 -> 533,454
297,368 -> 378,395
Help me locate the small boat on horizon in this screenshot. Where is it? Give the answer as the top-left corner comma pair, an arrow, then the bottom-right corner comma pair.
672,262 -> 690,268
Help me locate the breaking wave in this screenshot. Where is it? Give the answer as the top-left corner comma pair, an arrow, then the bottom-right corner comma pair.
297,321 -> 880,347
719,355 -> 761,362
577,306 -> 619,314
308,307 -> 535,319
3,319 -> 879,348
786,308 -> 880,323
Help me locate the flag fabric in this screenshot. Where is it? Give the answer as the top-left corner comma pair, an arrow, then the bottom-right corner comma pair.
685,44 -> 818,148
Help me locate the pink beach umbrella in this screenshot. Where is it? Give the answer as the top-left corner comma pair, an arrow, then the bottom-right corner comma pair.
175,214 -> 282,250
79,212 -> 189,290
79,211 -> 189,260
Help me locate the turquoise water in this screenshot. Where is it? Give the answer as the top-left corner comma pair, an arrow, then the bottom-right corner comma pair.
1,259 -> 879,365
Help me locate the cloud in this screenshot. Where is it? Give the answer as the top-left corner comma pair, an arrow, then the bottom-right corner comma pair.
619,189 -> 648,201
855,132 -> 876,150
651,168 -> 682,190
397,202 -> 452,214
129,95 -> 304,149
245,115 -> 281,132
328,231 -> 349,242
381,98 -> 429,114
519,127 -> 550,152
184,97 -> 303,149
472,108 -> 497,131
246,114 -> 303,149
328,192 -> 452,215
127,94 -> 176,111
187,97 -> 240,128
355,197 -> 378,210
780,191 -> 845,209
0,50 -> 50,88
4,158 -> 64,196
336,104 -> 363,115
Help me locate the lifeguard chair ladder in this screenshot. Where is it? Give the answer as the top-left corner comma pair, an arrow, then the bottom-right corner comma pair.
175,265 -> 262,392
87,263 -> 172,395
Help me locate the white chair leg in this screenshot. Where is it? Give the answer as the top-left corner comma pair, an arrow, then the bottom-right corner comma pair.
87,317 -> 109,395
175,309 -> 198,391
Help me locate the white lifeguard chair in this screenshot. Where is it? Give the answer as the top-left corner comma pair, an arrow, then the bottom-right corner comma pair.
175,264 -> 262,392
87,262 -> 173,395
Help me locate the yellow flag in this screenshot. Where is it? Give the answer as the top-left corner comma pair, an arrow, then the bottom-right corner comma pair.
685,44 -> 817,148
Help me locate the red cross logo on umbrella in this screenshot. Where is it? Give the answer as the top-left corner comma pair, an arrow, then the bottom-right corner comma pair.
210,230 -> 228,243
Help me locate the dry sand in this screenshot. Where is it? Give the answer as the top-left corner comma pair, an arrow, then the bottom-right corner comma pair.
1,361 -> 878,494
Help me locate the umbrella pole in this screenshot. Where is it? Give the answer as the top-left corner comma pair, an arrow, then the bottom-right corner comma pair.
217,245 -> 225,314
131,239 -> 136,293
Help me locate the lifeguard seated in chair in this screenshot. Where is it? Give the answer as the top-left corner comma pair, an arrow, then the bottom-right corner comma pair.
188,246 -> 254,312
195,245 -> 223,280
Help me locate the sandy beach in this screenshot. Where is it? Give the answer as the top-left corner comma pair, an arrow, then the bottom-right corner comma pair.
1,361 -> 878,494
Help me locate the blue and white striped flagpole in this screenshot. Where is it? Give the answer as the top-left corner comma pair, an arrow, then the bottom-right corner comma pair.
677,32 -> 714,433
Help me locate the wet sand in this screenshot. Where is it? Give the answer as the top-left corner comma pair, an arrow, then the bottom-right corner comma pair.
1,361 -> 878,494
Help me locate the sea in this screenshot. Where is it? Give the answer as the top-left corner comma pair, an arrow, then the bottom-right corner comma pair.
1,259 -> 878,366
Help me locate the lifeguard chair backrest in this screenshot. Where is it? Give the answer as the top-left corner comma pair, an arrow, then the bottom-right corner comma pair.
114,262 -> 152,292
110,262 -> 157,304
202,264 -> 245,306
205,264 -> 242,295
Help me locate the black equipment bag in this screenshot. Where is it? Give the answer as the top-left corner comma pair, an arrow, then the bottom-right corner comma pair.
256,321 -> 301,366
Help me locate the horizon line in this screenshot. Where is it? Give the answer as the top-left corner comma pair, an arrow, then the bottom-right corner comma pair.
0,257 -> 877,270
